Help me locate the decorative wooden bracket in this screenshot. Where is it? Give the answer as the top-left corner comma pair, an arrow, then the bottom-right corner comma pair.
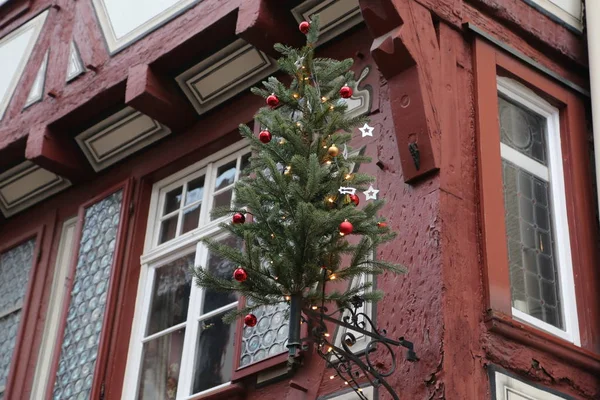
359,0 -> 441,183
235,0 -> 304,58
126,64 -> 196,133
25,124 -> 92,182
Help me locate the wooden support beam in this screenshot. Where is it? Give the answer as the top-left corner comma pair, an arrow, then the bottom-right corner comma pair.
236,0 -> 303,58
25,125 -> 91,182
359,0 -> 441,183
126,64 -> 196,133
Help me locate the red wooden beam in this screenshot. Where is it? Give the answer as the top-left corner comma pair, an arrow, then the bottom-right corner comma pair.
125,64 -> 196,133
359,0 -> 441,183
25,124 -> 91,182
235,0 -> 303,58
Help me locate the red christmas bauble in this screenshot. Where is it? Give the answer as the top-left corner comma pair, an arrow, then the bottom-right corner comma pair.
259,130 -> 272,143
244,313 -> 258,327
339,85 -> 353,99
299,21 -> 310,34
377,222 -> 387,229
349,194 -> 359,207
233,268 -> 248,282
266,94 -> 279,108
339,220 -> 353,235
232,213 -> 246,224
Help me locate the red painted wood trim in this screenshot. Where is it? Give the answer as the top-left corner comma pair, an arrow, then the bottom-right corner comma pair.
0,0 -> 31,29
2,213 -> 57,399
473,38 -> 512,316
475,36 -> 600,354
44,180 -> 132,400
486,312 -> 600,373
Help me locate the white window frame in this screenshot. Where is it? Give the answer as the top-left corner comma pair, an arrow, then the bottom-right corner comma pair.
30,217 -> 78,400
497,77 -> 579,346
122,140 -> 250,400
493,370 -> 568,399
523,0 -> 583,31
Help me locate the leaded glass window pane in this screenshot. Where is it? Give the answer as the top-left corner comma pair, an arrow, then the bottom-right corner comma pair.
499,96 -> 548,165
498,97 -> 564,330
52,190 -> 123,399
0,239 -> 35,394
239,300 -> 289,367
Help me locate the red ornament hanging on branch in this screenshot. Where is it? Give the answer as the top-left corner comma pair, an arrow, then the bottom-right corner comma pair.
339,84 -> 353,99
259,129 -> 272,143
232,213 -> 246,224
244,313 -> 258,327
349,194 -> 359,207
266,94 -> 279,108
233,268 -> 248,282
299,21 -> 310,34
377,222 -> 387,229
339,220 -> 353,235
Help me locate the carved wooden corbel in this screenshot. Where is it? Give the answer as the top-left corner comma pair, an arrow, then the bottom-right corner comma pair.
359,0 -> 441,183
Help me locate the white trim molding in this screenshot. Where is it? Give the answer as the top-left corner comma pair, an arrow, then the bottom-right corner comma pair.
176,39 -> 277,116
75,106 -> 171,172
30,217 -> 78,400
0,161 -> 71,217
24,50 -> 49,108
497,77 -> 580,346
292,0 -> 362,45
493,370 -> 569,399
0,10 -> 49,120
92,0 -> 199,53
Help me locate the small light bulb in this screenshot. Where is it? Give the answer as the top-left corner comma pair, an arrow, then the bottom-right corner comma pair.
324,333 -> 330,337
271,233 -> 276,238
312,305 -> 318,310
321,96 -> 327,102
293,93 -> 299,99
329,274 -> 336,280
330,375 -> 335,380
344,382 -> 349,385
345,174 -> 352,180
285,295 -> 291,301
327,347 -> 333,353
327,197 -> 334,203
340,232 -> 345,237
282,216 -> 286,220
274,276 -> 278,280
325,160 -> 332,165
279,138 -> 286,145
296,122 -> 302,127
323,145 -> 328,149
329,105 -> 334,111
358,388 -> 363,392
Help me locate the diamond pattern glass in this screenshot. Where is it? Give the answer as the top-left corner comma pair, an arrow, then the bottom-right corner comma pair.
52,190 -> 123,400
239,299 -> 289,367
502,161 -> 562,328
499,96 -> 547,165
0,239 -> 35,392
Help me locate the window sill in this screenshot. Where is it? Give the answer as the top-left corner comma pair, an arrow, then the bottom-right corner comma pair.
486,311 -> 600,373
232,352 -> 289,381
187,383 -> 246,400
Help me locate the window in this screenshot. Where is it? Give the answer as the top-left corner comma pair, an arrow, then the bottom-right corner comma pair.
523,0 -> 582,31
474,38 -> 599,362
124,142 -> 263,399
0,239 -> 35,399
92,0 -> 198,53
492,369 -> 569,399
497,78 -> 579,344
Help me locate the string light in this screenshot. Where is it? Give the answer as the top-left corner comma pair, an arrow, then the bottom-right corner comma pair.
329,375 -> 335,380
321,96 -> 328,102
344,382 -> 349,385
329,105 -> 334,111
344,174 -> 352,180
279,138 -> 286,145
311,305 -> 318,310
284,166 -> 292,175
327,347 -> 333,353
293,93 -> 300,99
285,295 -> 291,301
325,160 -> 332,165
329,274 -> 336,280
271,233 -> 276,238
324,333 -> 330,337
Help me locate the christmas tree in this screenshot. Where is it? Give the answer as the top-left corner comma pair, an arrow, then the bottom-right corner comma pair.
193,17 -> 405,357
